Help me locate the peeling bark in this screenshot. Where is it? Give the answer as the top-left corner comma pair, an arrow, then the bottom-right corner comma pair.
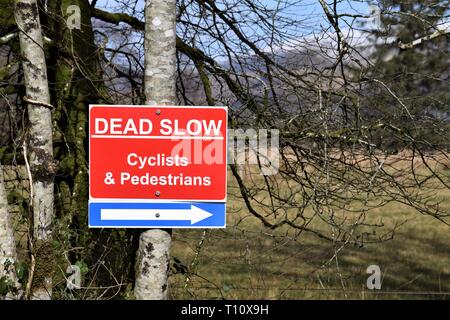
134,230 -> 171,300
143,0 -> 177,105
15,0 -> 54,300
0,166 -> 22,300
134,0 -> 176,300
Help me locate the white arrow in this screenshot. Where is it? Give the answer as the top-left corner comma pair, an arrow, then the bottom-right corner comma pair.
100,205 -> 213,225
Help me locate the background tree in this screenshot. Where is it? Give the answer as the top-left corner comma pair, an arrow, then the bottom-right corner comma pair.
364,0 -> 450,148
15,0 -> 55,300
0,162 -> 22,299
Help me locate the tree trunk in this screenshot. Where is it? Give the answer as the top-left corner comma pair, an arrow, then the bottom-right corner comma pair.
0,166 -> 22,300
134,0 -> 176,300
49,0 -> 103,270
15,0 -> 54,300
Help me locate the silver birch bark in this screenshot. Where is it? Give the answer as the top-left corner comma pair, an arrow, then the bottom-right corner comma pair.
0,166 -> 22,300
15,0 -> 54,300
134,0 -> 176,300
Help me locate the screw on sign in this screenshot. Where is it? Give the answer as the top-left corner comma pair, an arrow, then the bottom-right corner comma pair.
88,105 -> 227,228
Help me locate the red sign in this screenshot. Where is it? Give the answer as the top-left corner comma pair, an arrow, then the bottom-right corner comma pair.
89,105 -> 227,201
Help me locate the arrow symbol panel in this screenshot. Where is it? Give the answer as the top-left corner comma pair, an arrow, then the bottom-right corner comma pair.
101,205 -> 213,224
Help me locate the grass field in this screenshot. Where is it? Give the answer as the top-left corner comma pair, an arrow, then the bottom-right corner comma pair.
170,166 -> 450,300
4,159 -> 450,299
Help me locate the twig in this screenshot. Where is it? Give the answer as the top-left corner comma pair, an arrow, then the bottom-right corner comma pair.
24,228 -> 35,300
23,96 -> 54,110
22,142 -> 33,201
0,32 -> 18,45
23,142 -> 35,299
399,26 -> 450,49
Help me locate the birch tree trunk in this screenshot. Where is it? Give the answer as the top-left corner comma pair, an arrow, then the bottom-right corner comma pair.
15,0 -> 55,300
134,0 -> 176,300
0,166 -> 22,300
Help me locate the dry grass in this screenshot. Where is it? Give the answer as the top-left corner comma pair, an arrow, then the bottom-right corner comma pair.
4,155 -> 450,299
170,160 -> 450,300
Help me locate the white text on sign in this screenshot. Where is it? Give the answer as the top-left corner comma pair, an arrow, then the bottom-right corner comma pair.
94,118 -> 223,137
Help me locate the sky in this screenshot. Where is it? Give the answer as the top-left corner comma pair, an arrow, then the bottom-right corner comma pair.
94,0 -> 373,65
95,0 -> 371,28
95,0 -> 371,47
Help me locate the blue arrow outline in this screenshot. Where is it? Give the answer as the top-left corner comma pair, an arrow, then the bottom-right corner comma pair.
89,201 -> 226,228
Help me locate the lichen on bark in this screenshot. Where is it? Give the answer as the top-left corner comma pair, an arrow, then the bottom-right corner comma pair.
15,0 -> 54,299
0,165 -> 22,299
30,240 -> 54,293
134,0 -> 176,300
